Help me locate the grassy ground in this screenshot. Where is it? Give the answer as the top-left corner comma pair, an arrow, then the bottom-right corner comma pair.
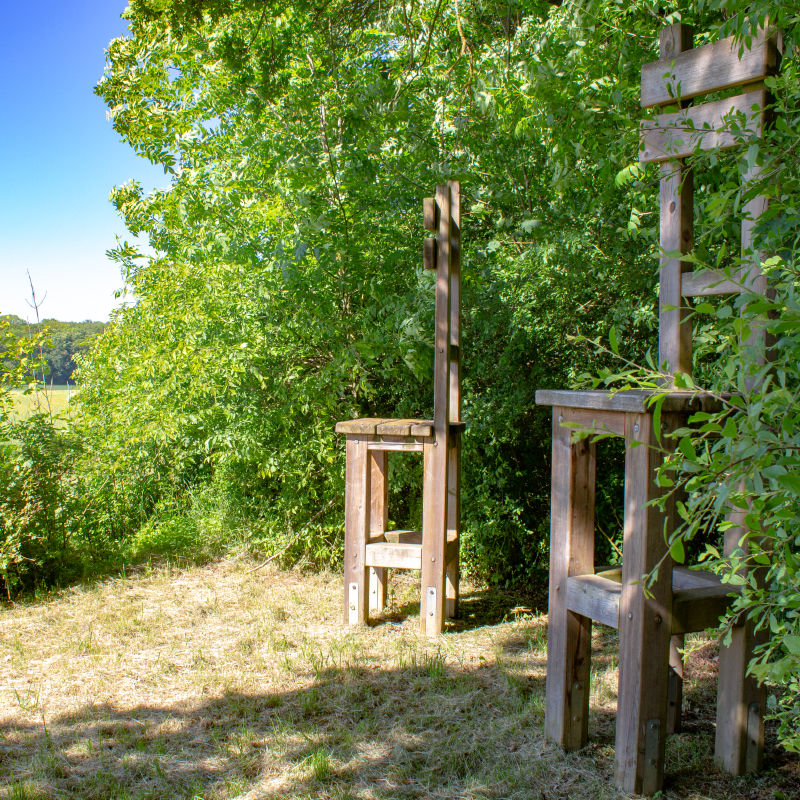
0,561 -> 797,800
7,388 -> 76,421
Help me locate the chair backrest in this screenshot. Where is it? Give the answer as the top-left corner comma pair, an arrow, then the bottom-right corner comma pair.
423,181 -> 462,433
639,24 -> 779,382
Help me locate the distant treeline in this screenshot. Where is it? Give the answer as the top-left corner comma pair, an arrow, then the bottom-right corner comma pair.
0,316 -> 105,385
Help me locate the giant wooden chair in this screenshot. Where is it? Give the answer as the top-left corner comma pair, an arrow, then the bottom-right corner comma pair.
535,24 -> 776,795
335,181 -> 464,637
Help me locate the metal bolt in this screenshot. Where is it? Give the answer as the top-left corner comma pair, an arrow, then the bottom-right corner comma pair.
669,200 -> 676,213
634,423 -> 639,433
628,612 -> 633,620
573,715 -> 580,722
655,614 -> 663,624
431,557 -> 436,562
440,348 -> 444,353
434,440 -> 438,447
649,758 -> 656,765
349,604 -> 355,611
555,584 -> 560,592
558,415 -> 563,423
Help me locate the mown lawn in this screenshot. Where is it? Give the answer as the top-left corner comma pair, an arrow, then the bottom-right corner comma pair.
0,561 -> 797,800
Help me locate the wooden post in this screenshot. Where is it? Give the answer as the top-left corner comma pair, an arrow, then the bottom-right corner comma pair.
544,407 -> 595,750
368,450 -> 389,612
446,433 -> 460,618
446,180 -> 461,620
615,412 -> 676,796
658,24 -> 694,381
343,435 -> 371,625
667,634 -> 684,735
420,183 -> 452,636
715,509 -> 767,773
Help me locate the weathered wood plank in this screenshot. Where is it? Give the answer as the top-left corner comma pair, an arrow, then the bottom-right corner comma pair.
565,574 -> 620,629
615,412 -> 675,795
535,389 -> 724,414
682,270 -> 748,296
545,407 -> 596,751
423,196 -> 438,231
641,29 -> 777,108
367,441 -> 424,452
423,237 -> 437,271
343,436 -> 370,625
640,90 -> 765,163
671,584 -> 738,633
659,160 -> 693,380
365,542 -> 422,570
335,419 -> 385,435
375,419 -> 422,436
384,530 -> 422,544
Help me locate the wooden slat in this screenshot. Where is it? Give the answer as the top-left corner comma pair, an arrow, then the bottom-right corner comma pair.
423,237 -> 437,271
366,542 -> 422,569
423,196 -> 438,231
671,584 -> 738,634
569,408 -> 626,436
384,530 -> 422,544
335,418 -> 385,435
376,419 -> 421,436
343,436 -> 370,625
640,90 -> 765,163
367,441 -> 424,452
566,574 -> 620,629
545,407 -> 595,752
535,389 -> 724,414
615,412 -> 675,795
672,565 -> 724,590
682,270 -> 747,296
641,29 -> 777,108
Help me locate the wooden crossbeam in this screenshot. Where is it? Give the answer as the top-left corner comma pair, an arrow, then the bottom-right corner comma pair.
640,90 -> 765,163
641,29 -> 777,108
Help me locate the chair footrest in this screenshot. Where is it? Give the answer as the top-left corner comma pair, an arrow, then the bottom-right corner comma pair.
565,567 -> 740,633
365,533 -> 458,570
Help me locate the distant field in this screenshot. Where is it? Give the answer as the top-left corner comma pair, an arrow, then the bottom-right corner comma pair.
6,386 -> 78,420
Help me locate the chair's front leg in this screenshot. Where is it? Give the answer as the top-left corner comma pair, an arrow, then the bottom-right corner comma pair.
615,412 -> 675,796
344,435 -> 371,625
545,407 -> 596,752
445,432 -> 461,618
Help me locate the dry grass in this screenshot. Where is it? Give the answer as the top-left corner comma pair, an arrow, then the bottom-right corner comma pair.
0,561 -> 797,800
7,388 -> 75,422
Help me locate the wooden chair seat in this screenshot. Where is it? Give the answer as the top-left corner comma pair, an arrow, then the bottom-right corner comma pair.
335,418 -> 467,439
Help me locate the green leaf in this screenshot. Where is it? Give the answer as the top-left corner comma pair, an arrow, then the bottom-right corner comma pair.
670,539 -> 685,563
776,474 -> 800,495
678,437 -> 697,462
784,636 -> 800,657
609,326 -> 619,355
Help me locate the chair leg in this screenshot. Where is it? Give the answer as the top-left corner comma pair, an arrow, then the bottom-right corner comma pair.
343,435 -> 370,625
446,433 -> 461,618
421,436 -> 448,636
667,634 -> 684,735
615,412 -> 675,796
369,451 -> 389,613
715,518 -> 766,773
545,407 -> 595,751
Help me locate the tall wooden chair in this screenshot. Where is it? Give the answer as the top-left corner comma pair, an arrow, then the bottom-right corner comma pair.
335,181 -> 464,638
535,24 -> 776,795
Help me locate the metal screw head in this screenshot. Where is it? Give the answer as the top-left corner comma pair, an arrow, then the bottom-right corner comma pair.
439,348 -> 444,353
633,423 -> 640,433
628,612 -> 633,620
558,415 -> 563,423
655,614 -> 663,624
431,557 -> 435,562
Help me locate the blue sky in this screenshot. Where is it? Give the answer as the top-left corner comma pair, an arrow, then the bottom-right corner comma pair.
0,1 -> 167,323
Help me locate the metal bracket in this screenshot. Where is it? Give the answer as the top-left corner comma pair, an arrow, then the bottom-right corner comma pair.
348,582 -> 359,625
643,718 -> 661,795
426,586 -> 437,635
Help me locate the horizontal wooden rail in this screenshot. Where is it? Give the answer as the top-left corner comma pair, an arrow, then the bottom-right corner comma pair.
640,90 -> 764,163
641,30 -> 776,108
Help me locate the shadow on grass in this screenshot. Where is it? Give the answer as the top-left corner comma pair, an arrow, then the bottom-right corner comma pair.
0,587 -> 797,800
